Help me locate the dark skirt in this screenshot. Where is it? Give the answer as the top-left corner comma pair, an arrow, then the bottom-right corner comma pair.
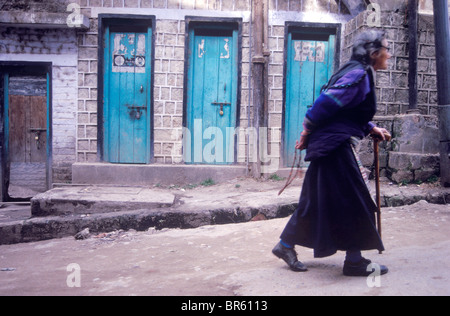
280,140 -> 385,258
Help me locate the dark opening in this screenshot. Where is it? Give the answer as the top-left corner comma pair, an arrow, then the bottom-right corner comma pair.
194,28 -> 234,37
291,32 -> 331,41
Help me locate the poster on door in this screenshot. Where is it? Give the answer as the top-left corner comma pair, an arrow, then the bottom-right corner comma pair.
112,33 -> 146,73
294,41 -> 325,63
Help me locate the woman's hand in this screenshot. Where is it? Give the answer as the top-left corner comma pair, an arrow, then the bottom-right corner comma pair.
295,134 -> 309,150
370,126 -> 390,141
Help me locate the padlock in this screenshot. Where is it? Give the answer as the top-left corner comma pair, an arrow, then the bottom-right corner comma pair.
35,133 -> 41,150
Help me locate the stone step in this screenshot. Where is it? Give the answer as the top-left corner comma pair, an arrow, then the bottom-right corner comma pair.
388,151 -> 440,183
31,185 -> 176,217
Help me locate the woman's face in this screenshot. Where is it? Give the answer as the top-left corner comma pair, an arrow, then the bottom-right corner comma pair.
371,39 -> 392,71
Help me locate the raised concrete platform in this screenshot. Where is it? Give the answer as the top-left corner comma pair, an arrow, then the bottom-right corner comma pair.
2,178 -> 303,245
30,185 -> 176,217
72,163 -> 248,186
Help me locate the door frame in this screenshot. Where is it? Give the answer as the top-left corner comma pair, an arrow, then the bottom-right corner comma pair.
0,61 -> 52,202
281,22 -> 341,167
182,16 -> 243,164
98,14 -> 156,163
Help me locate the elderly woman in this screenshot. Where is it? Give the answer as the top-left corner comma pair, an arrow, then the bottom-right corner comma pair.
273,30 -> 392,276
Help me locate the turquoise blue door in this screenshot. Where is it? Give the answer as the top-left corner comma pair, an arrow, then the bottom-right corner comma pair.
284,32 -> 335,166
186,28 -> 238,164
103,29 -> 152,163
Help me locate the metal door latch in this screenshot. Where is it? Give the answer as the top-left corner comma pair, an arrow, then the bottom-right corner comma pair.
29,128 -> 46,150
211,101 -> 231,116
126,105 -> 147,120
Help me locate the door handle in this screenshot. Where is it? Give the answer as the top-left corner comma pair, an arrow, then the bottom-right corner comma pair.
140,85 -> 144,93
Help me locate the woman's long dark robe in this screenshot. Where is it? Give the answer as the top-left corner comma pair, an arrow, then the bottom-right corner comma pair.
280,60 -> 385,258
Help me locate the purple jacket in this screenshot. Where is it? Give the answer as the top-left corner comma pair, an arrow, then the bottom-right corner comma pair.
304,61 -> 377,161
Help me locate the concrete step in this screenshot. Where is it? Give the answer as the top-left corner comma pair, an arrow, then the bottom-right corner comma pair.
31,185 -> 176,217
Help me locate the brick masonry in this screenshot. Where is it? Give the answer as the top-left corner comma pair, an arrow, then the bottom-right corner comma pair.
1,0 -> 444,185
342,10 -> 440,117
0,26 -> 79,184
341,9 -> 442,183
75,0 -> 350,167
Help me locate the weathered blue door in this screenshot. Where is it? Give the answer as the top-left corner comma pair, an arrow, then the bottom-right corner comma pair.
186,28 -> 238,164
103,29 -> 152,163
284,32 -> 335,166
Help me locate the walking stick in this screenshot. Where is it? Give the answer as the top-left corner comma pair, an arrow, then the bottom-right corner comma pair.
373,137 -> 382,254
373,131 -> 391,254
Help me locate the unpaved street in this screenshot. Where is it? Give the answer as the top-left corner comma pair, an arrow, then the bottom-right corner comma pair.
0,200 -> 449,296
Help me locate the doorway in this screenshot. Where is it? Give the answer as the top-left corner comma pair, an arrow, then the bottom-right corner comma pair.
1,63 -> 52,201
184,19 -> 241,164
99,15 -> 155,164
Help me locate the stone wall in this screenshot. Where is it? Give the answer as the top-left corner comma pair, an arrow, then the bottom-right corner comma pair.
77,17 -> 100,163
417,14 -> 438,116
75,0 -> 350,168
341,10 -> 440,116
342,9 -> 441,183
0,27 -> 79,184
341,10 -> 409,115
0,0 -> 70,12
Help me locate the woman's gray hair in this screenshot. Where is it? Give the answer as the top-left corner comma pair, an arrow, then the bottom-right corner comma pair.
351,30 -> 386,65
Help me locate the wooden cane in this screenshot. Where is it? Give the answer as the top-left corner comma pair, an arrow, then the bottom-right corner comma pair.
373,138 -> 382,254
373,131 -> 391,255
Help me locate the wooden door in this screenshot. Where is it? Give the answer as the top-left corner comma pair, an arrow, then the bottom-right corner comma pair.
8,94 -> 47,193
284,32 -> 335,166
104,30 -> 152,164
186,28 -> 238,164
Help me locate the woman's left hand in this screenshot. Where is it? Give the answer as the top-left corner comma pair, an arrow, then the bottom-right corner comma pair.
295,135 -> 309,150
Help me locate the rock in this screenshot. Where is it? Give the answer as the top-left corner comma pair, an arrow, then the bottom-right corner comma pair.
250,213 -> 267,221
1,268 -> 16,272
74,228 -> 90,240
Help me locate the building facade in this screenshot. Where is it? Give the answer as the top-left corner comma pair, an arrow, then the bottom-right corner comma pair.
0,0 -> 445,200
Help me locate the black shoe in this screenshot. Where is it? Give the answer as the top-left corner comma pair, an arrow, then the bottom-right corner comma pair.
272,242 -> 308,272
343,258 -> 389,277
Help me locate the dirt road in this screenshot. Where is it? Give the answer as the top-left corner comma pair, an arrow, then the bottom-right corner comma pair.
0,200 -> 449,296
